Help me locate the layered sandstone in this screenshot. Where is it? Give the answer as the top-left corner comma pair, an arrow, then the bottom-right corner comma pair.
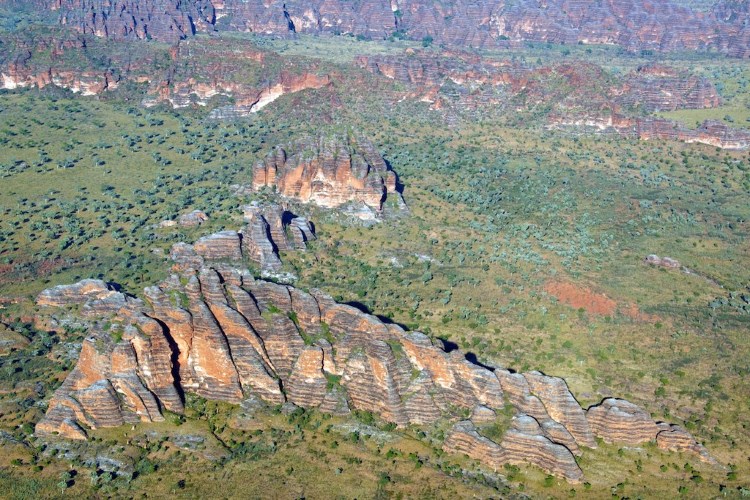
548,113 -> 750,150
443,417 -> 584,483
166,204 -> 313,277
38,0 -> 750,58
35,236 -> 716,480
586,398 -> 659,445
252,135 -> 404,219
36,279 -> 113,307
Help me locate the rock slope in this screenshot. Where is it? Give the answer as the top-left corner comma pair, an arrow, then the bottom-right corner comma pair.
37,0 -> 750,57
252,135 -> 404,219
168,204 -> 313,278
35,237 -> 715,482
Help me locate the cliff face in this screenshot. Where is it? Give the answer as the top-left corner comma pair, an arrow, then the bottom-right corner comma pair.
35,231 -> 714,482
547,113 -> 750,150
36,0 -> 750,57
168,204 -> 313,279
50,0 -> 217,43
356,52 -> 720,115
252,135 -> 404,219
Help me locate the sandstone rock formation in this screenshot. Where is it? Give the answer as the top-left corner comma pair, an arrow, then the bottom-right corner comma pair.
358,50 -> 721,113
177,210 -> 209,227
644,255 -> 681,269
548,113 -> 750,150
252,135 -> 404,219
51,0 -> 217,43
587,398 -> 659,445
37,0 -> 750,58
164,204 -> 313,278
443,416 -> 585,482
36,279 -> 115,307
0,30 -> 329,116
616,64 -> 720,113
35,234 -> 716,481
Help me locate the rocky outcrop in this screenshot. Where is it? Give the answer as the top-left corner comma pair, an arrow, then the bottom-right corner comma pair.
167,205 -> 313,277
35,235 -> 715,480
37,279 -> 116,307
193,231 -> 242,261
38,0 -> 750,58
252,135 -> 404,219
499,415 -> 584,483
616,64 -> 720,113
443,416 -> 584,483
586,398 -> 659,445
241,203 -> 315,277
548,113 -> 750,150
656,423 -> 718,465
285,346 -> 327,408
52,0 -> 217,43
177,210 -> 209,227
644,254 -> 681,269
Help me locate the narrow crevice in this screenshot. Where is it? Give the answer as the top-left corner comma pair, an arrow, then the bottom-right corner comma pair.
283,4 -> 296,33
146,314 -> 185,403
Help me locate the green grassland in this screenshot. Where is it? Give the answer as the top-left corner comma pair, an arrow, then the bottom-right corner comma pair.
1,34 -> 750,498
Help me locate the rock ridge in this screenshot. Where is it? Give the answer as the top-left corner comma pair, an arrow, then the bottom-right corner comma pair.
35,237 -> 716,482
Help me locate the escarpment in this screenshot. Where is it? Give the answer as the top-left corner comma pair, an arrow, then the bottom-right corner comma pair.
35,236 -> 716,483
252,135 -> 405,219
38,0 -> 750,58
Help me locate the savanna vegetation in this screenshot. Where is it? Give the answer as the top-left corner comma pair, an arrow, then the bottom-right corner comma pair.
1,30 -> 749,499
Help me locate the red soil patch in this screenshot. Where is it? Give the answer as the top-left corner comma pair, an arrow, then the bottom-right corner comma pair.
544,281 -> 658,322
545,281 -> 618,316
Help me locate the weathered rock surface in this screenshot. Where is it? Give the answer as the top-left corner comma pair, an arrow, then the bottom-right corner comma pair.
241,202 -> 316,276
166,205 -> 314,277
548,113 -> 750,150
177,210 -> 209,227
252,135 -> 404,218
37,279 -> 113,307
656,422 -> 718,465
644,254 -> 681,269
193,231 -> 242,261
35,235 -> 715,480
39,0 -> 750,58
286,346 -> 327,408
443,416 -> 584,483
470,405 -> 497,424
587,398 -> 659,445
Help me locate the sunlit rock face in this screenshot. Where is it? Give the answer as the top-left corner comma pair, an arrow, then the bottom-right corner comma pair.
35,234 -> 715,481
252,135 -> 404,219
40,0 -> 750,57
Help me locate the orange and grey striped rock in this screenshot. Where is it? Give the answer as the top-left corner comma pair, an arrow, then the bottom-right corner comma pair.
443,420 -> 503,466
498,414 -> 584,483
523,371 -> 597,449
242,210 -> 283,273
252,135 -> 402,218
342,341 -> 410,427
319,387 -> 351,416
402,372 -> 443,425
656,423 -> 718,465
193,231 -> 243,261
36,279 -> 113,307
587,398 -> 659,445
443,416 -> 584,483
495,369 -> 586,454
286,346 -> 327,408
471,405 -> 497,424
36,240 -> 715,481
